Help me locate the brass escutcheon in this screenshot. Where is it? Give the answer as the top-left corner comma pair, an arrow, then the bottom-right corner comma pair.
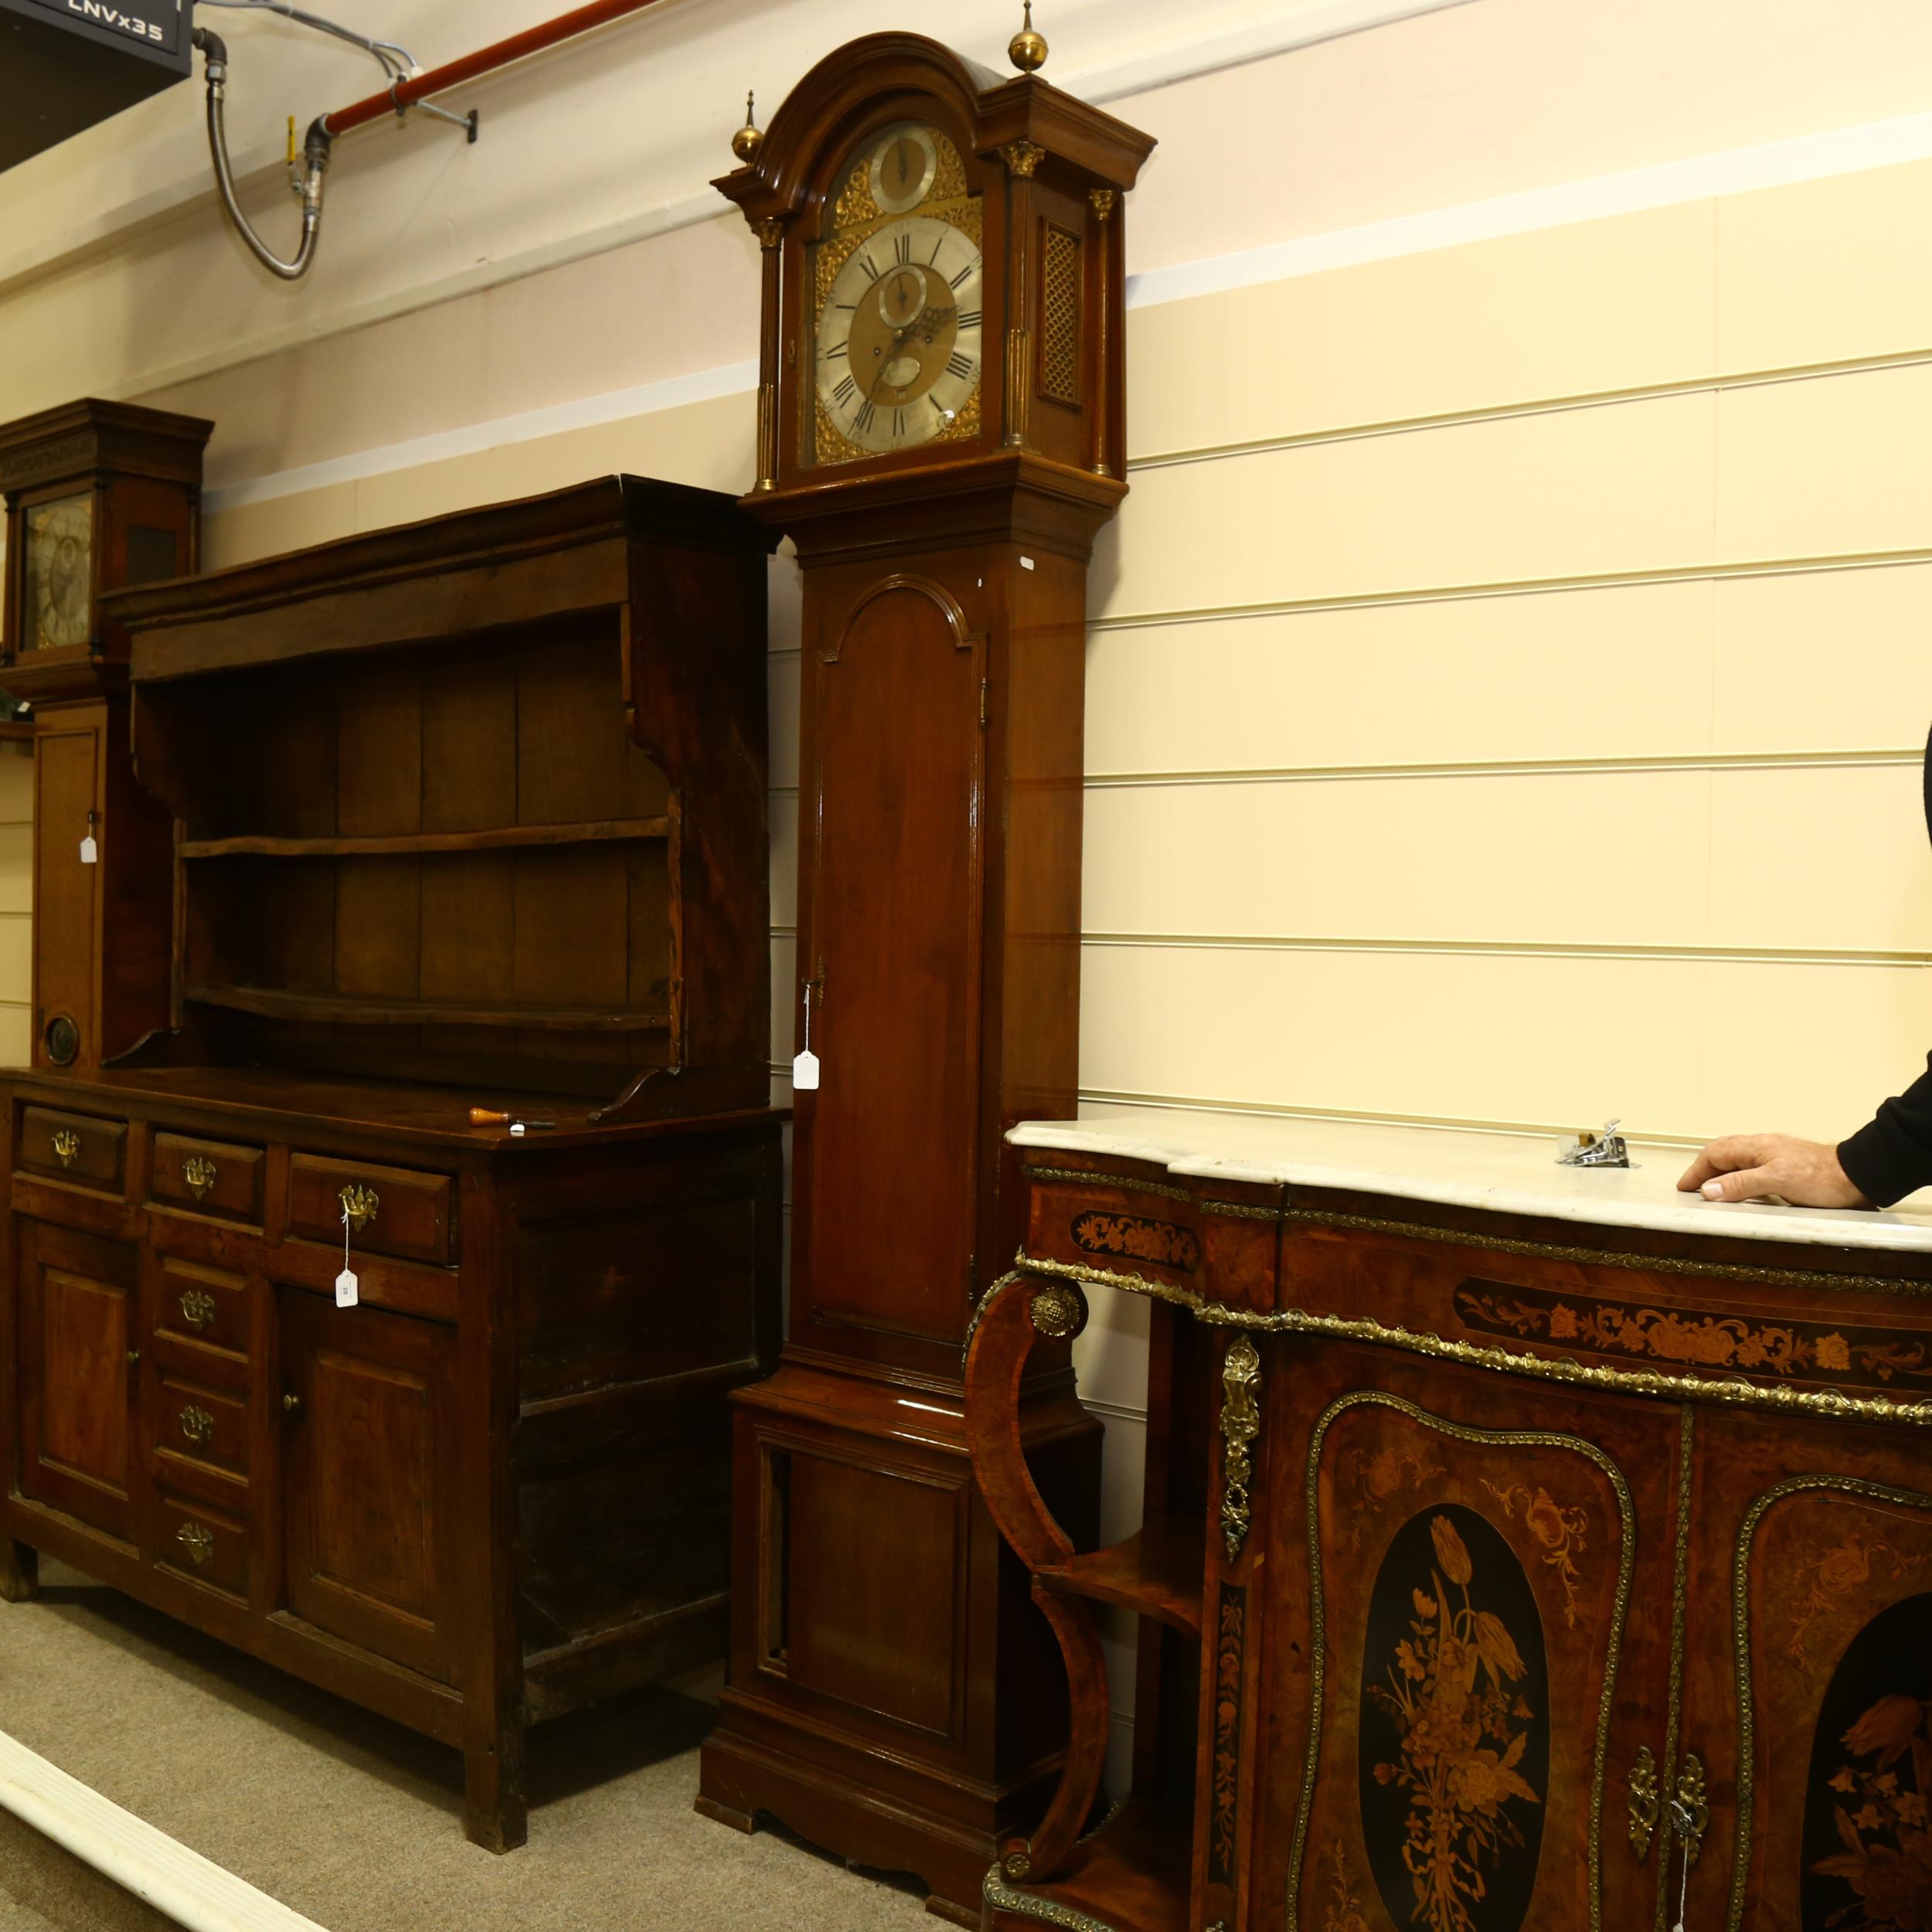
182,1154 -> 218,1200
179,1288 -> 217,1332
179,1405 -> 215,1446
1670,1753 -> 1710,1869
338,1183 -> 379,1233
175,1522 -> 213,1568
1628,1744 -> 1661,1860
50,1129 -> 79,1169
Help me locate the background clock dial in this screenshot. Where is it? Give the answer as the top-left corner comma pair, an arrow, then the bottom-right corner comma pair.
23,494 -> 92,651
816,217 -> 984,455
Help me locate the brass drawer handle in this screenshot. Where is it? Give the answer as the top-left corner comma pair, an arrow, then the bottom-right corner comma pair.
50,1129 -> 79,1169
179,1404 -> 215,1447
282,1392 -> 301,1417
179,1288 -> 217,1332
1628,1744 -> 1661,1860
175,1522 -> 213,1568
338,1183 -> 379,1233
182,1155 -> 218,1200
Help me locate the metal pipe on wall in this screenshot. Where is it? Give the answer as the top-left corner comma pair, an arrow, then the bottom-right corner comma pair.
319,0 -> 672,138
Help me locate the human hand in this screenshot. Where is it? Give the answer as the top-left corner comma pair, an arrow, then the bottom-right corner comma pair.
1675,1134 -> 1872,1208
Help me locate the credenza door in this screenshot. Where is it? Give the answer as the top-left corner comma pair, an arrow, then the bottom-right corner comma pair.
1685,1409 -> 1932,1932
1273,1351 -> 1682,1932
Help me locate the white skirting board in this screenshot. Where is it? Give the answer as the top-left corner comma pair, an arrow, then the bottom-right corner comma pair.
0,1729 -> 328,1932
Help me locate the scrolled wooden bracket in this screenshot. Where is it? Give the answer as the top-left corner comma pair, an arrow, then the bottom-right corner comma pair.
963,1266 -> 1107,1887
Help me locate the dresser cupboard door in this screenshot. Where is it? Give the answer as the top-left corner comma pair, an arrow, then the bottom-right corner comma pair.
1688,1410 -> 1932,1932
1274,1355 -> 1679,1932
15,1219 -> 140,1545
277,1287 -> 460,1685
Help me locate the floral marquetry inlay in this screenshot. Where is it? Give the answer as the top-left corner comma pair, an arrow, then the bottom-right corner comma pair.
1361,1509 -> 1549,1932
1483,1479 -> 1592,1629
1455,1281 -> 1932,1392
1802,1592 -> 1932,1930
1070,1209 -> 1199,1271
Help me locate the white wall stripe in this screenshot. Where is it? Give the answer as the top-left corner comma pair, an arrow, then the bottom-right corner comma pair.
0,1728 -> 326,1932
1124,108 -> 1932,311
1075,1086 -> 1710,1148
1127,346 -> 1932,473
1089,548 -> 1932,632
1078,934 -> 1932,968
1079,750 -> 1924,788
765,923 -> 1930,968
192,112 -> 1932,522
202,360 -> 759,514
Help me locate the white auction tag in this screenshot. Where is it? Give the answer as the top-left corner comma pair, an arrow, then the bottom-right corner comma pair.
335,1267 -> 359,1308
791,1049 -> 820,1091
79,835 -> 97,864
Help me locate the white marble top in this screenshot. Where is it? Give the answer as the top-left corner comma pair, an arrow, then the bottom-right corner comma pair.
1008,1109 -> 1932,1256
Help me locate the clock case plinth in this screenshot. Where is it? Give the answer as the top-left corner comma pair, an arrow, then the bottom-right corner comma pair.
696,36 -> 1151,1922
0,399 -> 213,1070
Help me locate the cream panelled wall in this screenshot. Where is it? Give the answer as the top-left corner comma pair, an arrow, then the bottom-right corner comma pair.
1088,160 -> 1932,1147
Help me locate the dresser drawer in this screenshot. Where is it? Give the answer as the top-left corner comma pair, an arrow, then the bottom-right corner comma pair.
151,1133 -> 264,1224
18,1107 -> 126,1192
155,1374 -> 249,1480
156,1492 -> 248,1602
288,1154 -> 455,1267
154,1259 -> 251,1359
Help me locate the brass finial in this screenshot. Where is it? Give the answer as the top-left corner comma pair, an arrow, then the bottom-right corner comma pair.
731,90 -> 762,162
1009,2 -> 1047,73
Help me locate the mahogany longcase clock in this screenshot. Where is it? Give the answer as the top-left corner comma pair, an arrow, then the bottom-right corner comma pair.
0,400 -> 212,1071
696,29 -> 1153,1920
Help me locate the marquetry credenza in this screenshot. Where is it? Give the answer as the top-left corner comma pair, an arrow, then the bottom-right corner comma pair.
964,1113 -> 1932,1932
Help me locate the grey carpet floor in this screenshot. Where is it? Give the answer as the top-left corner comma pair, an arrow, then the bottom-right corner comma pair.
0,1562 -> 934,1932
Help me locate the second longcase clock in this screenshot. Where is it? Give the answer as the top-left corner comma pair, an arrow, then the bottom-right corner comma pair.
696,28 -> 1153,1920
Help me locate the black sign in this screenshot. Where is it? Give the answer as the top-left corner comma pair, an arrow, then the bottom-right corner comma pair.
11,0 -> 183,60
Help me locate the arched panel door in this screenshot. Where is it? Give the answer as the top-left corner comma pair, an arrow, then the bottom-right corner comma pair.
797,573 -> 986,1342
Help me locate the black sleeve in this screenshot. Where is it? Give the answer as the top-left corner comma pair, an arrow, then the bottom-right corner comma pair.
1838,1054 -> 1932,1206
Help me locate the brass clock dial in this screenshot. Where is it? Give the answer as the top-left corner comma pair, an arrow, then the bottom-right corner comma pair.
868,121 -> 937,215
816,217 -> 985,455
22,492 -> 92,651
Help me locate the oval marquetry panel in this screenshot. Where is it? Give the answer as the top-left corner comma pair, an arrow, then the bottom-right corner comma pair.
1357,1503 -> 1549,1932
1800,1590 -> 1932,1929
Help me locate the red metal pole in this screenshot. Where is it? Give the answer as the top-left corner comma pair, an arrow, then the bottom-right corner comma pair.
320,0 -> 670,137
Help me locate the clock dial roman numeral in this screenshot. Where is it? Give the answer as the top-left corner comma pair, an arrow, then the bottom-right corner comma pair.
832,374 -> 856,406
946,352 -> 975,380
956,308 -> 981,330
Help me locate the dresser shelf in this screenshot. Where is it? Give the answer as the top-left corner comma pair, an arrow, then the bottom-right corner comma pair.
178,816 -> 670,861
184,983 -> 672,1032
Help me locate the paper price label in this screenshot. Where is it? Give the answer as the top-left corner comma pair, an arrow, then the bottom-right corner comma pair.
791,1049 -> 820,1091
79,836 -> 97,864
335,1267 -> 359,1308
